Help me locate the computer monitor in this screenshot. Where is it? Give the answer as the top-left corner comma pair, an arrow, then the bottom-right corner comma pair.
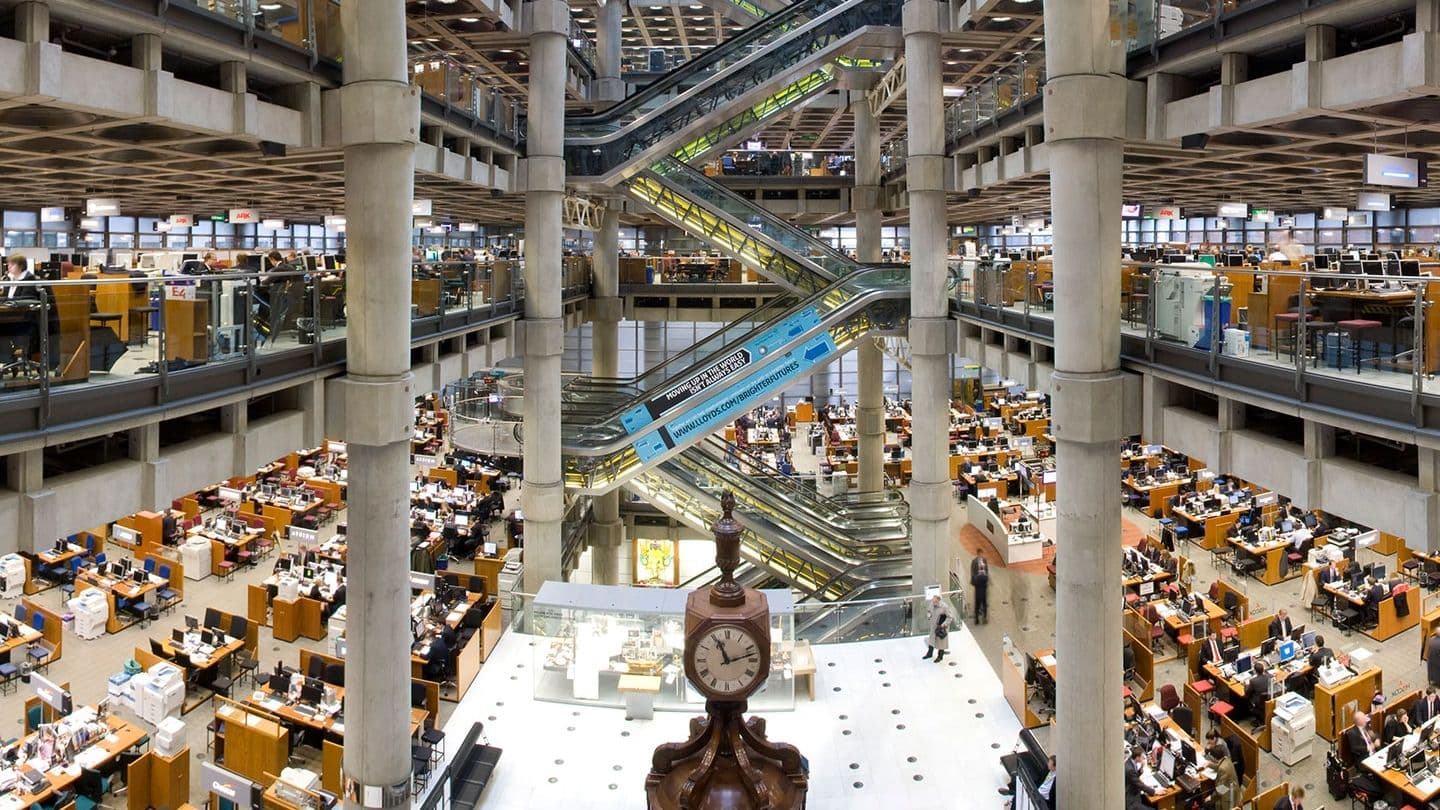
1301,630 -> 1316,649
1313,254 -> 1331,270
1260,638 -> 1276,657
1362,259 -> 1386,278
1278,640 -> 1298,662
1180,740 -> 1197,767
132,570 -> 146,584
1225,254 -> 1244,267
185,615 -> 199,630
1290,624 -> 1306,642
1138,581 -> 1154,597
1339,260 -> 1363,276
172,628 -> 184,644
1229,493 -> 1240,505
268,672 -> 289,693
301,679 -> 324,705
1402,259 -> 1422,277
1235,654 -> 1254,675
1280,519 -> 1295,533
1375,564 -> 1387,580
1159,747 -> 1177,779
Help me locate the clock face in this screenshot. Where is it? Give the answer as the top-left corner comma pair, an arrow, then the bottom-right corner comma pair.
690,624 -> 765,697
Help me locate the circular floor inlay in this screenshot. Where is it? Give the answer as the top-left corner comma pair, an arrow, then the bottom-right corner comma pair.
555,759 -> 564,765
621,731 -> 630,737
548,777 -> 558,784
842,729 -> 852,736
896,724 -> 906,730
614,765 -> 623,771
833,687 -> 842,692
609,784 -> 617,790
882,682 -> 891,688
853,782 -> 864,789
849,763 -> 860,770
891,709 -> 901,715
975,713 -> 985,718
839,714 -> 848,720
913,775 -> 924,782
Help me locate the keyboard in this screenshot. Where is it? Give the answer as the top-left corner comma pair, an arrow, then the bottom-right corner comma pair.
293,705 -> 317,718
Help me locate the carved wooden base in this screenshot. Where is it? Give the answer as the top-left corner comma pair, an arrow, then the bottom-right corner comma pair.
645,701 -> 807,810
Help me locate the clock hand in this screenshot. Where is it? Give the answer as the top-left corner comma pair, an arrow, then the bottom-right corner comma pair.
716,639 -> 732,665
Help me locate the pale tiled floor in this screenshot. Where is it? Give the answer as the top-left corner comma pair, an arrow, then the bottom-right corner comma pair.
428,630 -> 1018,810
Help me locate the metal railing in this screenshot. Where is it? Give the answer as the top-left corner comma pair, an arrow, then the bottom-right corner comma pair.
410,57 -> 524,141
1128,1 -> 1269,53
938,59 -> 1047,154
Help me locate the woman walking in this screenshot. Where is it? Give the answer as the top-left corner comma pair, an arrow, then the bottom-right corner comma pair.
923,595 -> 953,662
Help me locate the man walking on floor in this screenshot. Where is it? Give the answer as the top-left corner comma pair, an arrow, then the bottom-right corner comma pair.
971,555 -> 990,624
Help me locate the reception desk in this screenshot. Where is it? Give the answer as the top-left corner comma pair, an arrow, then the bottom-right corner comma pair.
967,495 -> 1045,564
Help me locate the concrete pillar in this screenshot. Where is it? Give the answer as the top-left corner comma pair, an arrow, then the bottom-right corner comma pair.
904,0 -> 951,596
1220,52 -> 1248,85
1217,397 -> 1245,431
131,34 -> 162,71
1024,125 -> 1044,148
852,85 -> 885,493
129,424 -> 164,510
1304,420 -> 1336,459
595,0 -> 625,102
1422,0 -> 1440,34
1043,0 -> 1128,806
1421,446 -> 1440,493
7,449 -> 48,554
221,402 -> 250,476
338,0 -> 419,807
1141,373 -> 1172,443
522,0 -> 571,592
589,206 -> 626,583
1305,24 -> 1337,61
296,378 -> 326,448
14,2 -> 47,43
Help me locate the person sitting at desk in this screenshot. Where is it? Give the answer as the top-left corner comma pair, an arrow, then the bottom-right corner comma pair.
1273,784 -> 1306,810
161,511 -> 180,546
420,625 -> 456,682
1308,635 -> 1334,670
1198,633 -> 1230,668
322,584 -> 345,621
1123,747 -> 1157,810
1206,738 -> 1241,808
1343,712 -> 1381,762
1363,577 -> 1387,626
1384,708 -> 1414,743
0,256 -> 41,370
1268,609 -> 1294,641
1246,661 -> 1274,721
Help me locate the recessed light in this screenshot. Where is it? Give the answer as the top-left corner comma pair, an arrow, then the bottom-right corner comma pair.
993,16 -> 1011,21
958,48 -> 974,53
259,2 -> 281,9
460,17 -> 480,22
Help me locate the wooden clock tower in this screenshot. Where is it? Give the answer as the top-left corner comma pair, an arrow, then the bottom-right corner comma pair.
645,491 -> 808,810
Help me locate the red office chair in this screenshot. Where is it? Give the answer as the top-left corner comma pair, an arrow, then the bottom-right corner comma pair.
1159,684 -> 1181,712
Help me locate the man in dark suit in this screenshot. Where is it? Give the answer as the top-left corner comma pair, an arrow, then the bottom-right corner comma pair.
1344,711 -> 1380,762
1428,631 -> 1440,687
1198,634 -> 1227,668
1318,560 -> 1342,586
970,555 -> 990,624
1308,634 -> 1334,670
1416,687 -> 1440,726
1268,609 -> 1294,640
1365,578 -> 1387,626
1124,747 -> 1155,810
1246,661 -> 1274,720
1273,784 -> 1306,810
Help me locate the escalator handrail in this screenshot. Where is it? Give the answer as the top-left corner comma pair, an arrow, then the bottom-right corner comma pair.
565,0 -> 836,130
647,157 -> 857,273
560,266 -> 911,454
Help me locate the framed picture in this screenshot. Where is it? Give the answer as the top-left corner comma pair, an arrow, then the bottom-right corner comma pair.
634,538 -> 680,587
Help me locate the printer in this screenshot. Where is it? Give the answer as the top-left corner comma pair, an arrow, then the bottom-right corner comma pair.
180,536 -> 212,581
155,716 -> 187,757
1270,692 -> 1315,765
0,554 -> 26,599
139,662 -> 184,724
68,589 -> 110,640
277,574 -> 302,603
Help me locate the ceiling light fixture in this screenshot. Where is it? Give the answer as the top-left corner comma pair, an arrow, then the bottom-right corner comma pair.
992,16 -> 1011,21
259,2 -> 281,9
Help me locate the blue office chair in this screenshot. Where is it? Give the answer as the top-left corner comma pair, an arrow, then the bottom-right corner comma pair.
157,565 -> 179,614
143,558 -> 156,575
14,604 -> 26,625
25,704 -> 42,733
93,552 -> 106,568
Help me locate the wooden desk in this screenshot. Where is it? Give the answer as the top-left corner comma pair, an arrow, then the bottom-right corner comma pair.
1172,507 -> 1243,552
1315,666 -> 1383,741
1,713 -> 148,807
1227,536 -> 1294,585
1325,581 -> 1421,642
214,699 -> 288,787
126,746 -> 191,810
272,596 -> 324,642
75,568 -> 161,634
244,685 -> 426,739
1125,477 -> 1190,518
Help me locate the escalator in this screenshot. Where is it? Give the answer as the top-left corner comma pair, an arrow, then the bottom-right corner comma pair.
558,266 -> 913,491
535,0 -> 915,601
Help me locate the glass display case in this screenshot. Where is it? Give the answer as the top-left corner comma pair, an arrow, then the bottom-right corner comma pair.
531,582 -> 796,711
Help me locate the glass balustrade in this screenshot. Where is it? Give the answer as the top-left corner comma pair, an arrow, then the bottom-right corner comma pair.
956,258 -> 1440,414
0,259 -> 580,423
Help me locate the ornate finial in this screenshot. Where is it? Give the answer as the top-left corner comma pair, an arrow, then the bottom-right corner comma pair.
710,490 -> 745,606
